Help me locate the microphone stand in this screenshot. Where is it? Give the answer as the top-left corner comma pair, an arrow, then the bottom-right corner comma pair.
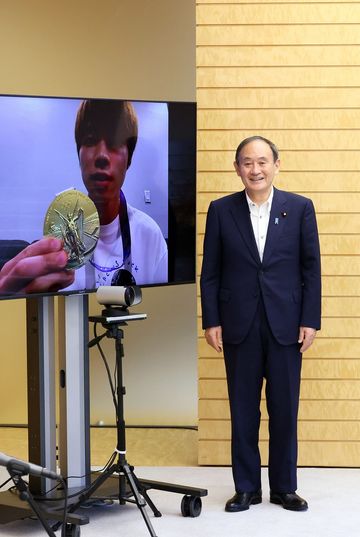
6,463 -> 57,537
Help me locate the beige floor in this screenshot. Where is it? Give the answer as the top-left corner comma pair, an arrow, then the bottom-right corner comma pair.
1,466 -> 359,537
0,426 -> 198,467
1,428 -> 360,537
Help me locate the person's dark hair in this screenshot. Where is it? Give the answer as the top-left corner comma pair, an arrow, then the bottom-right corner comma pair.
75,99 -> 138,168
235,135 -> 279,164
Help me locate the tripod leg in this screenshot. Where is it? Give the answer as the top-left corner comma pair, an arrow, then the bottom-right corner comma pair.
52,462 -> 117,532
118,471 -> 127,505
122,463 -> 158,537
139,489 -> 162,518
131,473 -> 162,518
23,492 -> 58,537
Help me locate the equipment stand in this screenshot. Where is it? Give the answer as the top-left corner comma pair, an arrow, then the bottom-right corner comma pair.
61,315 -> 159,537
59,307 -> 207,536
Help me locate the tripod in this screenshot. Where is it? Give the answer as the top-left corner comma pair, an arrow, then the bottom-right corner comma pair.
63,308 -> 160,537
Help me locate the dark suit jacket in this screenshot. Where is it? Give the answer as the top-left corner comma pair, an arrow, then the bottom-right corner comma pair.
200,187 -> 321,346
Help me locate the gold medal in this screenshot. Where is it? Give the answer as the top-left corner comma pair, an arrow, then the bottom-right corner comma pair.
44,189 -> 99,269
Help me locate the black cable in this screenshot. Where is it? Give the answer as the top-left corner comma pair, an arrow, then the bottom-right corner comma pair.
93,323 -> 118,415
65,449 -> 117,483
114,357 -> 118,415
34,451 -> 118,503
0,475 -> 13,490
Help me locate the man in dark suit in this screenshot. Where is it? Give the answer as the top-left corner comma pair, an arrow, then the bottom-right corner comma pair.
200,136 -> 321,513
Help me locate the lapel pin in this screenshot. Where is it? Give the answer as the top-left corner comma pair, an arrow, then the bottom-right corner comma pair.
274,217 -> 279,225
281,212 -> 287,217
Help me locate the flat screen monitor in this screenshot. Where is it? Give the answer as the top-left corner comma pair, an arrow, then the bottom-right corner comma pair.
0,94 -> 196,300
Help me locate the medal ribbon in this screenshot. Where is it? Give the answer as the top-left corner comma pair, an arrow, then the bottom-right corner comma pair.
89,189 -> 132,273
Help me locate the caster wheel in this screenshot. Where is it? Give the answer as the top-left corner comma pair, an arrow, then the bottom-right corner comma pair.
181,495 -> 202,517
65,523 -> 80,537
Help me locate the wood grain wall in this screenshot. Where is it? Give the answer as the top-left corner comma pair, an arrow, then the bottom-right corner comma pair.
197,0 -> 360,467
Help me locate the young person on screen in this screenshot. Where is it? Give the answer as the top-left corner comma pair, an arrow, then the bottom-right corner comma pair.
0,100 -> 167,296
65,99 -> 168,291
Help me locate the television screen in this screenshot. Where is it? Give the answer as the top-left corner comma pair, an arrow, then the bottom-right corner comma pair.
0,95 -> 196,299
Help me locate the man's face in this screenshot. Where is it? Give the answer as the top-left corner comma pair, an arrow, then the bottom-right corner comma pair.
79,138 -> 128,205
234,139 -> 280,200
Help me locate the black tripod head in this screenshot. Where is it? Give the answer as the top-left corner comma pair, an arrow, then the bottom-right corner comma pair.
101,305 -> 130,319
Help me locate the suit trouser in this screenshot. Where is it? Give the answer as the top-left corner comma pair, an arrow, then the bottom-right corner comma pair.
223,298 -> 302,493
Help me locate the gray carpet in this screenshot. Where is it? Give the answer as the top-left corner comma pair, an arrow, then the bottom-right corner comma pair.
0,466 -> 358,536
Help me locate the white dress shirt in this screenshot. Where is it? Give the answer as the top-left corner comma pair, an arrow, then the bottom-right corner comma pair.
245,187 -> 274,261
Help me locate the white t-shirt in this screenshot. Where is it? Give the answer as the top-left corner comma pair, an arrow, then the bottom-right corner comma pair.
66,204 -> 168,291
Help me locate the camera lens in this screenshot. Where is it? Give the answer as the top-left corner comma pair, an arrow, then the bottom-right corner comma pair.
124,286 -> 135,306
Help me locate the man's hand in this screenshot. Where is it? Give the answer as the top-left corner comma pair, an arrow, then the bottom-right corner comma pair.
298,326 -> 316,353
205,326 -> 223,353
0,237 -> 75,295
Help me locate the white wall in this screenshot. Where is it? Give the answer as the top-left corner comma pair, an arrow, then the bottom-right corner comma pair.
0,0 -> 197,426
88,284 -> 197,425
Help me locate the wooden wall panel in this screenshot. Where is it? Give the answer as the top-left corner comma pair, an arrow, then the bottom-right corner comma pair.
197,3 -> 360,24
198,45 -> 360,67
198,109 -> 360,128
196,232 -> 360,256
199,332 -> 360,359
198,88 -> 360,108
197,1 -> 360,467
199,358 -> 360,380
197,316 -> 360,339
197,213 -> 360,237
197,132 -> 360,151
197,171 -> 360,191
199,399 -> 360,421
199,378 -> 360,400
199,420 -> 360,442
197,24 -> 360,46
197,192 -> 360,213
198,440 -> 360,467
199,151 -> 360,172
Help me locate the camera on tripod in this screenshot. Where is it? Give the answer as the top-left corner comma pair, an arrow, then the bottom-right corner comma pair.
97,285 -> 142,308
94,285 -> 146,324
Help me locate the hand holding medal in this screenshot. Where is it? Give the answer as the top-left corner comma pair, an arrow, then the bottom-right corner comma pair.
43,189 -> 100,269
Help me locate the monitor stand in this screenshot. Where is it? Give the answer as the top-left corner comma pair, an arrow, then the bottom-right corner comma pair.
0,295 -> 90,530
58,294 -> 90,491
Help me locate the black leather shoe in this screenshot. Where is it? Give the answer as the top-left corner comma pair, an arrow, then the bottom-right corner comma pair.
225,490 -> 262,512
270,491 -> 308,511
